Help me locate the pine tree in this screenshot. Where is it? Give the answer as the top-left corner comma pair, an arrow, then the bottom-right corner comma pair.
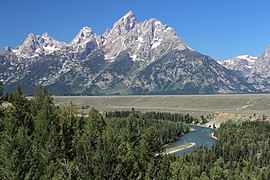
59,103 -> 77,163
0,85 -> 33,179
30,85 -> 61,178
73,108 -> 106,178
31,85 -> 53,115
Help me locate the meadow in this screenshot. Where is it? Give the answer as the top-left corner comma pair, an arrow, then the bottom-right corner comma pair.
53,94 -> 270,116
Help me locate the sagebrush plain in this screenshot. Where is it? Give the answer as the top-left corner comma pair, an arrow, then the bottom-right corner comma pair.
53,94 -> 270,115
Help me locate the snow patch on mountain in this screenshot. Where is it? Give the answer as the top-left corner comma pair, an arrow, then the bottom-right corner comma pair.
218,55 -> 258,76
0,11 -> 259,95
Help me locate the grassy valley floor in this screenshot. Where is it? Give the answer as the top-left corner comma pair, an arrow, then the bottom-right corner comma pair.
53,94 -> 270,126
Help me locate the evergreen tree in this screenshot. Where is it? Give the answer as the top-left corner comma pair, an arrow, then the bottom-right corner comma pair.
58,103 -> 77,162
0,85 -> 33,179
30,85 -> 61,178
73,108 -> 106,178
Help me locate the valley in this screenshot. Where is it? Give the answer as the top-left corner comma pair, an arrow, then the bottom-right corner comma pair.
2,2 -> 270,179
54,94 -> 270,127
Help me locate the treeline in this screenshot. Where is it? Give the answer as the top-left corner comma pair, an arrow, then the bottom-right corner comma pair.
106,110 -> 208,124
0,85 -> 189,179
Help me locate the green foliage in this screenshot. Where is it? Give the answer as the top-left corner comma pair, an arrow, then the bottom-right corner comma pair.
106,110 -> 199,124
160,120 -> 270,179
1,86 -> 270,179
0,85 -> 33,179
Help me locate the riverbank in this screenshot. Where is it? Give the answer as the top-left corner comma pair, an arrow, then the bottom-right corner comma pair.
189,124 -> 218,140
163,142 -> 196,155
211,132 -> 218,140
157,125 -> 216,156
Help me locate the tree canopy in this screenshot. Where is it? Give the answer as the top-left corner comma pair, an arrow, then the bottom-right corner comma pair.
0,86 -> 269,179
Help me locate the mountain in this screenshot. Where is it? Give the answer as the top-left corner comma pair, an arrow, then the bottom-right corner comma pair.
0,11 -> 257,95
218,55 -> 258,78
102,11 -> 191,62
218,46 -> 270,92
249,46 -> 270,91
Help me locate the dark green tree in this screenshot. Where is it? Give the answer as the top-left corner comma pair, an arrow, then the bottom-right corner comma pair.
73,108 -> 106,178
0,85 -> 33,179
58,103 -> 77,163
30,85 -> 61,179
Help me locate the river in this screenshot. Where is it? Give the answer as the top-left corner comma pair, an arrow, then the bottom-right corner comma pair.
167,125 -> 217,155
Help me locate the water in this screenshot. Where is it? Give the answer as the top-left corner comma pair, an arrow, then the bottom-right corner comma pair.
167,125 -> 216,155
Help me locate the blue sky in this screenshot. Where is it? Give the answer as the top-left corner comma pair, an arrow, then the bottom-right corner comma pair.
1,0 -> 270,59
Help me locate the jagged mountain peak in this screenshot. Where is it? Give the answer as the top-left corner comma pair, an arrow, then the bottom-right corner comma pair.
0,12 -> 261,95
37,33 -> 66,55
139,18 -> 177,38
78,26 -> 94,35
22,33 -> 38,47
41,32 -> 49,38
81,26 -> 93,31
11,32 -> 45,58
68,26 -> 102,59
220,54 -> 258,67
122,11 -> 136,21
217,54 -> 259,82
144,18 -> 162,25
26,33 -> 35,40
4,11 -> 191,62
103,12 -> 192,61
38,32 -> 65,44
139,18 -> 166,32
70,26 -> 96,45
218,45 -> 270,92
233,54 -> 258,61
218,54 -> 257,72
9,32 -> 68,59
236,54 -> 254,58
104,11 -> 137,38
261,45 -> 270,60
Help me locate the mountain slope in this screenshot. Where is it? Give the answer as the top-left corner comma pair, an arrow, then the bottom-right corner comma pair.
219,46 -> 270,92
218,55 -> 257,77
248,46 -> 270,91
132,50 -> 256,94
0,11 -> 258,95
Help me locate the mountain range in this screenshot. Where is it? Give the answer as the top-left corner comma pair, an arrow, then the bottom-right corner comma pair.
0,11 -> 268,95
218,47 -> 270,92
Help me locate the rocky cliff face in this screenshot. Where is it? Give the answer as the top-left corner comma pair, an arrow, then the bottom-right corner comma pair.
103,11 -> 191,62
0,11 -> 257,95
219,46 -> 270,92
218,55 -> 257,77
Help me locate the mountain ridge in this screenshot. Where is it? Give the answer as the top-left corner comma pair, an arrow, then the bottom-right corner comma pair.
0,11 -> 261,95
218,45 -> 270,92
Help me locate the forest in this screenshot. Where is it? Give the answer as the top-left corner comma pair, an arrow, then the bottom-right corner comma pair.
0,84 -> 270,179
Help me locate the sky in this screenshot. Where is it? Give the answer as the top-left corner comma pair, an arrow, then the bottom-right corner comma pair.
1,0 -> 270,60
